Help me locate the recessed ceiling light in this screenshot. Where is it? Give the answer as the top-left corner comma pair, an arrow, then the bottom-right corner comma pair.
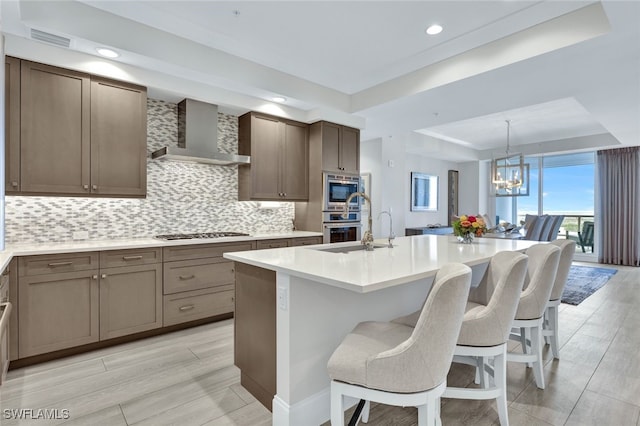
426,24 -> 443,35
272,96 -> 287,103
96,47 -> 119,58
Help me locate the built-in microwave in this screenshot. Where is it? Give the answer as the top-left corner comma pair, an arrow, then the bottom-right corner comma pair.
323,172 -> 361,211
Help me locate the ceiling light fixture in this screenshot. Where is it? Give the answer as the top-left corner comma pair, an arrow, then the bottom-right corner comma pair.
491,120 -> 529,197
272,96 -> 286,103
96,47 -> 119,58
425,24 -> 443,35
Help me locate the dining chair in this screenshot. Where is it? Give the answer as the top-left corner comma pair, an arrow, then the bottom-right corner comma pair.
327,263 -> 472,426
393,251 -> 528,426
508,243 -> 561,389
542,215 -> 564,241
524,215 -> 547,241
542,239 -> 576,358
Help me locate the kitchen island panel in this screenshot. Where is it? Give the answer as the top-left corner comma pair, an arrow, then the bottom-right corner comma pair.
234,263 -> 277,411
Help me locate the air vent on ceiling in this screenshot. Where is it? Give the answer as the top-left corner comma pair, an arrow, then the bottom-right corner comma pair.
30,28 -> 71,48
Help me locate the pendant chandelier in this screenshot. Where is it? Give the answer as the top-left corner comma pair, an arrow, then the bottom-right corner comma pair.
491,120 -> 528,197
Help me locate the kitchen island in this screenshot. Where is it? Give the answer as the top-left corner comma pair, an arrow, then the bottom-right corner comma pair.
224,234 -> 540,426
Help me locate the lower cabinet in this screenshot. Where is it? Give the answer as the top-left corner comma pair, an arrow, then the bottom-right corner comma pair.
12,236 -> 321,361
18,249 -> 162,358
162,241 -> 253,327
19,269 -> 100,358
99,263 -> 162,340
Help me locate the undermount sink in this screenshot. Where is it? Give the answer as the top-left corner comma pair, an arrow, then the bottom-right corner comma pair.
312,243 -> 388,254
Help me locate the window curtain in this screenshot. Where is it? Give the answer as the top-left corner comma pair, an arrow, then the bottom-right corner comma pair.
596,146 -> 640,266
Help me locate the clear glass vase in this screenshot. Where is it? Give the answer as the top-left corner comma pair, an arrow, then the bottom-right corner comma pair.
456,233 -> 474,244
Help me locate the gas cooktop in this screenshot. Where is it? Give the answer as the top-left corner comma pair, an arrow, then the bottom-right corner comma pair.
155,232 -> 250,240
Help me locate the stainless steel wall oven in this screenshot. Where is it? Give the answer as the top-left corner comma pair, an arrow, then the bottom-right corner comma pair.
322,172 -> 362,243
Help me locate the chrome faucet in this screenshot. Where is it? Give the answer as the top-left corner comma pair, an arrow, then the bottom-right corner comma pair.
378,210 -> 395,248
343,192 -> 374,250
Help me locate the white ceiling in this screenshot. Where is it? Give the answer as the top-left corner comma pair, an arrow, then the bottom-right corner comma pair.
2,0 -> 639,161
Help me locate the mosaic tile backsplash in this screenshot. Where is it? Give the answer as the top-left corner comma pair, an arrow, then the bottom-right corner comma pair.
5,99 -> 294,243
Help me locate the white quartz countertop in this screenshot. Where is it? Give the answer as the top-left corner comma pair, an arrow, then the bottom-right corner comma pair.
223,235 -> 541,293
0,231 -> 322,272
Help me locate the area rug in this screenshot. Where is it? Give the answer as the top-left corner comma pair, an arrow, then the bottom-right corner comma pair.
561,265 -> 617,305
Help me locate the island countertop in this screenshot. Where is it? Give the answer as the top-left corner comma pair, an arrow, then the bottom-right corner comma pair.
223,234 -> 540,293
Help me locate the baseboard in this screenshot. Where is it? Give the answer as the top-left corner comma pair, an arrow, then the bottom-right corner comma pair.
273,388 -> 331,426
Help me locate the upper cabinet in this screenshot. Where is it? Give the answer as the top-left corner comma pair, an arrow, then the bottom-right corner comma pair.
5,56 -> 20,195
20,60 -> 91,195
238,112 -> 309,201
315,121 -> 360,174
90,77 -> 147,197
5,57 -> 147,198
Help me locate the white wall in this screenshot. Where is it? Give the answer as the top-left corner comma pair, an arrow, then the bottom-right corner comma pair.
360,138 -> 383,237
362,134 -> 460,238
404,154 -> 458,229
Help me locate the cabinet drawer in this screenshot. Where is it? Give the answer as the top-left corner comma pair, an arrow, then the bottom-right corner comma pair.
163,241 -> 254,262
163,287 -> 234,327
256,239 -> 289,250
164,258 -> 235,295
19,252 -> 99,276
100,248 -> 162,268
289,237 -> 322,247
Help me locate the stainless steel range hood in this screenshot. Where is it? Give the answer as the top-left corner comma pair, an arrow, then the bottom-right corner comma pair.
151,99 -> 250,166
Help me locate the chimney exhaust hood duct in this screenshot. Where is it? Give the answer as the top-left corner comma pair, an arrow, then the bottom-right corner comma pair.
151,99 -> 250,166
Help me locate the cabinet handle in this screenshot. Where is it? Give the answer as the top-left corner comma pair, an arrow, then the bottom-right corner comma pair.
92,184 -> 98,190
179,304 -> 195,312
101,274 -> 107,279
179,274 -> 195,281
92,275 -> 98,280
48,261 -> 73,267
83,184 -> 89,190
11,181 -> 18,187
122,255 -> 143,261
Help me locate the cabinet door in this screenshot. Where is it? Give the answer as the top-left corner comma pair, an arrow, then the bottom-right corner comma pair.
251,114 -> 282,199
91,77 -> 147,197
19,270 -> 99,357
20,61 -> 91,195
340,126 -> 360,174
321,122 -> 341,172
5,56 -> 21,194
99,264 -> 162,340
281,121 -> 308,200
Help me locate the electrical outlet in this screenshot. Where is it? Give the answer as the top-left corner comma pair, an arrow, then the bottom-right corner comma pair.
278,286 -> 288,311
72,230 -> 89,240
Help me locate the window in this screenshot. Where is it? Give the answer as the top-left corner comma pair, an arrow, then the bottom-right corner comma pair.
495,152 -> 595,237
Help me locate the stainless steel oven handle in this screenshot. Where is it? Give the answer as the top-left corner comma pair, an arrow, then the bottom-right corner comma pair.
323,222 -> 362,229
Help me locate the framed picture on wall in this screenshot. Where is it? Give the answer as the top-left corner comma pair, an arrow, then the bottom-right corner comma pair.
448,170 -> 459,226
410,172 -> 438,211
360,173 -> 371,212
